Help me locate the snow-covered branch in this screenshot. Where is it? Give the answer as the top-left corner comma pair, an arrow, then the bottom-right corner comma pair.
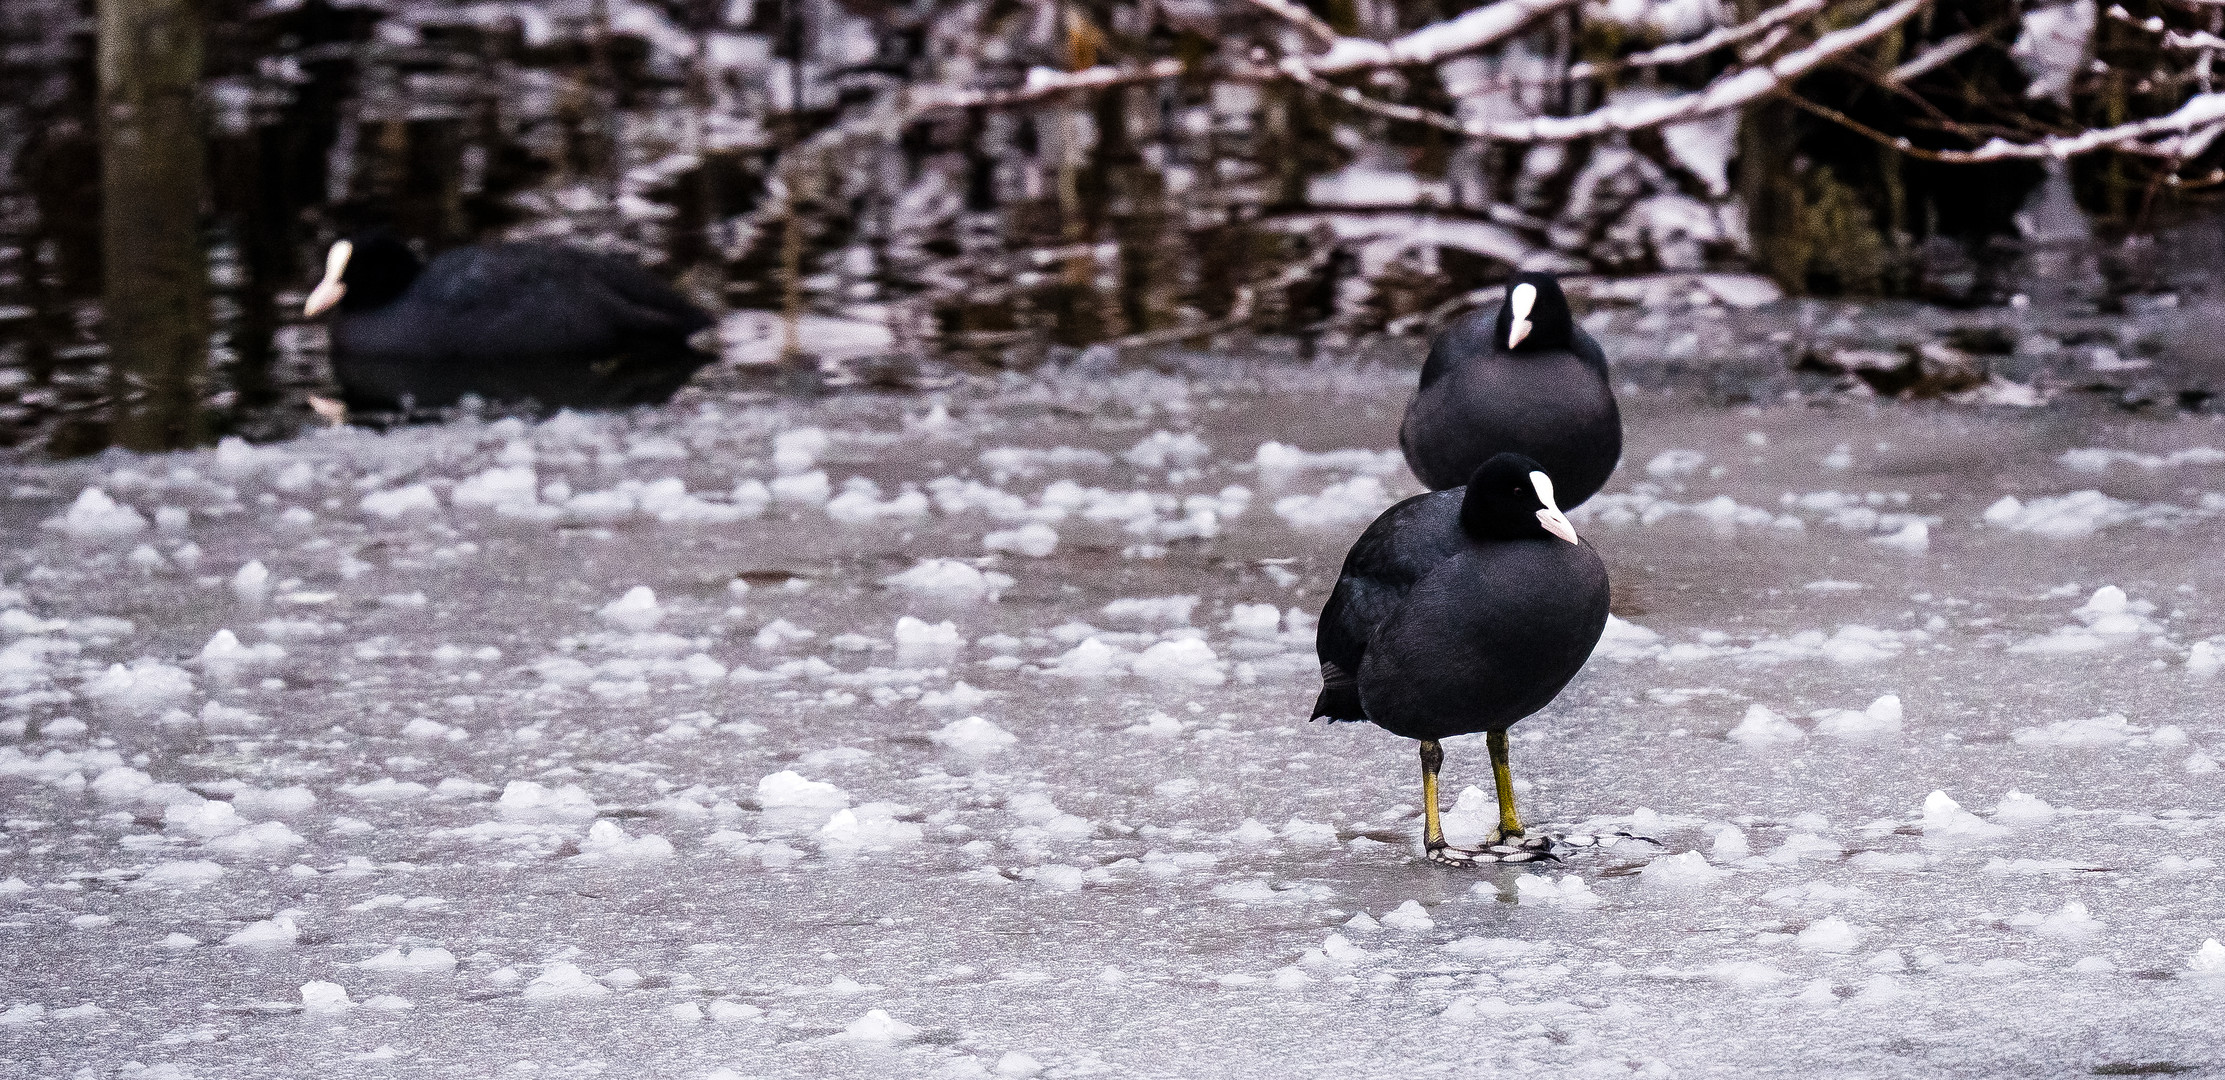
1236,0 -> 1342,50
1928,90 -> 2225,160
1299,0 -> 1582,74
1278,0 -> 1924,143
2165,28 -> 2225,49
1887,24 -> 1996,84
1463,0 -> 1927,142
908,60 -> 1187,113
1567,0 -> 1828,80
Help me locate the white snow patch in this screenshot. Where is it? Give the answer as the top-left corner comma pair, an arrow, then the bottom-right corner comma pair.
224,916 -> 300,947
300,981 -> 353,1012
984,522 -> 1060,557
84,661 -> 195,713
1514,875 -> 1603,907
357,947 -> 459,973
523,963 -> 611,1000
1122,431 -> 1210,469
575,819 -> 676,862
826,478 -> 931,524
837,1008 -> 919,1042
1100,596 -> 1198,626
1131,639 -> 1227,686
1812,695 -> 1904,739
818,804 -> 925,852
597,587 -> 663,631
1981,491 -> 2140,537
130,860 -> 226,890
1639,851 -> 1727,888
1795,917 -> 1863,953
44,489 -> 148,538
497,781 -> 600,819
930,716 -> 1015,753
1252,443 -> 1405,481
1379,900 -> 1435,930
2011,713 -> 2151,748
883,559 -> 1013,601
1273,476 -> 1394,529
1727,705 -> 1804,745
360,484 -> 441,519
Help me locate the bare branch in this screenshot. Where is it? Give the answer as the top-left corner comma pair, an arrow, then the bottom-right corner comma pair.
1279,0 -> 1926,143
1929,90 -> 2225,159
1567,0 -> 1828,80
1467,0 -> 1928,142
1887,25 -> 1995,84
908,60 -> 1187,114
2166,28 -> 2225,48
1236,0 -> 1341,50
1303,0 -> 1582,74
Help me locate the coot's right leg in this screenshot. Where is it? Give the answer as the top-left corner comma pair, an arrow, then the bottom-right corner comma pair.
1419,739 -> 1486,867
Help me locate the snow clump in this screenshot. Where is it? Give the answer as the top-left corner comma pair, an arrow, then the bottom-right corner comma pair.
929,716 -> 1016,753
883,559 -> 1013,601
44,489 -> 148,538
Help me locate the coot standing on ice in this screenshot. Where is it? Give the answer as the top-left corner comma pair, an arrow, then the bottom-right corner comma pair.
1399,272 -> 1622,507
302,232 -> 716,415
1314,453 -> 1610,866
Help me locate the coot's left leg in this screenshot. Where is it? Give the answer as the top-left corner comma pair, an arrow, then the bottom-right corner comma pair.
1485,729 -> 1523,844
1419,739 -> 1486,867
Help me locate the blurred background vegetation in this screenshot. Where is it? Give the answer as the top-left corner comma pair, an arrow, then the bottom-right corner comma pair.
3,0 -> 2223,453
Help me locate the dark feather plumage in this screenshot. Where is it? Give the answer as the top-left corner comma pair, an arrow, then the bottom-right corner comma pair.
1400,272 -> 1623,507
323,233 -> 716,415
1312,453 -> 1610,741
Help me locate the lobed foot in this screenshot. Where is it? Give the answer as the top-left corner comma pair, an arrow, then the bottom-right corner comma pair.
1421,831 -> 1664,868
1425,838 -> 1557,867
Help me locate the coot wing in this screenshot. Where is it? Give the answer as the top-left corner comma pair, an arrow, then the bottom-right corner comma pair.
1354,539 -> 1610,741
1313,490 -> 1465,721
413,244 -> 708,353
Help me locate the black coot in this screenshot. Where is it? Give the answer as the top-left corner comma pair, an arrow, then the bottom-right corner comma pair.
1313,452 -> 1610,866
1399,272 -> 1622,507
303,232 -> 716,415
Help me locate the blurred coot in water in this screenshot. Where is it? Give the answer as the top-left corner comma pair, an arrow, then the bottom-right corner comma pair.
303,232 -> 716,415
1313,452 -> 1610,866
1399,272 -> 1622,507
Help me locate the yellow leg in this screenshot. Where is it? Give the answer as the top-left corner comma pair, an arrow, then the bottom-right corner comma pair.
1420,739 -> 1446,849
1420,739 -> 1486,866
1488,729 -> 1523,841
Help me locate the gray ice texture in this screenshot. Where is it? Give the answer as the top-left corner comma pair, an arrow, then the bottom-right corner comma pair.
1,362 -> 2221,1079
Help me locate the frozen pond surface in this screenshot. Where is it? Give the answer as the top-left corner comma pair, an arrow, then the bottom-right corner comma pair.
1,365 -> 2222,1079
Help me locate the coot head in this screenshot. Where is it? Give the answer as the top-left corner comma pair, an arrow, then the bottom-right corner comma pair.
1458,452 -> 1580,545
1492,271 -> 1574,354
303,231 -> 422,317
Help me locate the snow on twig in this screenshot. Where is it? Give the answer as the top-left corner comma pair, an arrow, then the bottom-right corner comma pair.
1236,0 -> 1342,49
1290,0 -> 1583,73
2166,28 -> 2225,49
1567,0 -> 1828,80
908,60 -> 1187,114
1887,24 -> 1999,83
1929,90 -> 2225,159
1284,0 -> 1926,143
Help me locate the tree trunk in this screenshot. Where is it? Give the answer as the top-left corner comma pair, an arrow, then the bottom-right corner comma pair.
1738,97 -> 1807,295
98,0 -> 208,451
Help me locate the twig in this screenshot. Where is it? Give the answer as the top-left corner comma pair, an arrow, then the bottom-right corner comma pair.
1567,0 -> 1828,80
1930,89 -> 2225,159
1235,0 -> 1340,50
1887,23 -> 1997,84
1283,0 -> 1927,143
908,59 -> 1187,114
2166,28 -> 2225,48
1298,0 -> 1584,74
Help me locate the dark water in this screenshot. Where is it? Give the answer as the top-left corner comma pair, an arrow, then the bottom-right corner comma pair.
0,0 -> 2217,456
